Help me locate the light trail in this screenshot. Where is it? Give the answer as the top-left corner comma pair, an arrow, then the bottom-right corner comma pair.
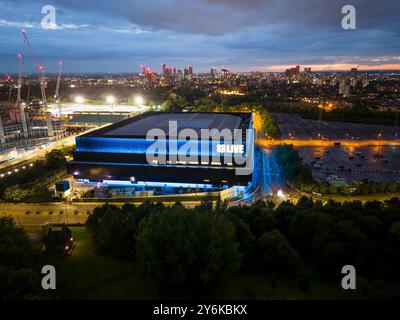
258,139 -> 400,148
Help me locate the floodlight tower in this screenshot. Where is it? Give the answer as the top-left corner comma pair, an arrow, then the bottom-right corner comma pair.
17,53 -> 28,138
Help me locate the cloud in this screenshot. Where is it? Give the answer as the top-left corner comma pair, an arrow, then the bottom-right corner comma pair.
260,63 -> 400,72
43,0 -> 400,36
0,0 -> 399,72
0,19 -> 37,28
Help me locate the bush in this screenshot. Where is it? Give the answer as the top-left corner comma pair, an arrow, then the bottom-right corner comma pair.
258,229 -> 299,274
386,183 -> 396,193
136,210 -> 241,287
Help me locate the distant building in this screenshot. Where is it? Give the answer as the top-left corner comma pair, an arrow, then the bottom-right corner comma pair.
304,67 -> 312,74
285,66 -> 301,78
339,81 -> 351,97
221,67 -> 229,79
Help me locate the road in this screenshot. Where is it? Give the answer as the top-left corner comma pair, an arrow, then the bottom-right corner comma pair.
258,138 -> 400,148
1,201 -> 203,226
230,113 -> 287,206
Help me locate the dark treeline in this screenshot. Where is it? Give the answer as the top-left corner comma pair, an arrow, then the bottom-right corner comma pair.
268,102 -> 399,126
275,144 -> 315,191
86,197 -> 400,298
0,217 -> 51,299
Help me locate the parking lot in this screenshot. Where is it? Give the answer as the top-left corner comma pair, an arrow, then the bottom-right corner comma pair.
298,145 -> 400,183
271,113 -> 400,183
272,113 -> 399,140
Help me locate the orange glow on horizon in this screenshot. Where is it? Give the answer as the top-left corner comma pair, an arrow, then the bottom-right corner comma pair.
257,63 -> 400,72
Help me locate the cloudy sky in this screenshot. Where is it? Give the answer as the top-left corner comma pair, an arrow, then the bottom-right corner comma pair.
0,0 -> 399,73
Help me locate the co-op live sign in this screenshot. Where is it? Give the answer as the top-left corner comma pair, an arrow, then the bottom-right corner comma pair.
216,144 -> 245,154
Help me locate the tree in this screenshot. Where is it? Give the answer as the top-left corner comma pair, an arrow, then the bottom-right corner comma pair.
386,183 -> 396,193
0,217 -> 43,300
359,184 -> 370,195
258,229 -> 299,274
86,204 -> 136,259
369,183 -> 378,194
45,149 -> 66,169
197,192 -> 214,212
0,217 -> 37,268
136,210 -> 241,287
377,182 -> 386,193
389,221 -> 400,243
7,268 -> 41,299
160,94 -> 188,112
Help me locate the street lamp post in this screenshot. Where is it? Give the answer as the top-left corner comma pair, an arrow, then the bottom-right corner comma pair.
377,133 -> 382,157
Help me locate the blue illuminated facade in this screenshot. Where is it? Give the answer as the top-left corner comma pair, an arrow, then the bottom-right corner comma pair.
67,112 -> 255,189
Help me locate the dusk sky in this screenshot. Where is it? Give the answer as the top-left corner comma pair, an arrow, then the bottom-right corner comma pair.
0,0 -> 399,73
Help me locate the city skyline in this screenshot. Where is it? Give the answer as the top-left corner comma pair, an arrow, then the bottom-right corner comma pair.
0,0 -> 399,73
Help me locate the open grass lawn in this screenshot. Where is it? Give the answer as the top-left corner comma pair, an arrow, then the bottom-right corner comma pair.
45,227 -> 159,299
42,227 -> 350,300
23,225 -> 43,233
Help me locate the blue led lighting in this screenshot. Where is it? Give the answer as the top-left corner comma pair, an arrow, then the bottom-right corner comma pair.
77,179 -> 217,189
75,136 -> 253,157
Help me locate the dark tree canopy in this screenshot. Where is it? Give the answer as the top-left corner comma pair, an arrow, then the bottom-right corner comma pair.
136,209 -> 241,287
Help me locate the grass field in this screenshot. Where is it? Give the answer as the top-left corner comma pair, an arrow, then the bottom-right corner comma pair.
37,227 -> 350,300
45,227 -> 159,299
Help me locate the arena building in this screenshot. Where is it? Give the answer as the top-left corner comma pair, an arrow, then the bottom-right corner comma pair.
67,112 -> 255,190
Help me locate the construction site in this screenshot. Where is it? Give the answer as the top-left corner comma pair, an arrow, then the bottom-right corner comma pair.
0,29 -> 67,162
0,30 -> 149,164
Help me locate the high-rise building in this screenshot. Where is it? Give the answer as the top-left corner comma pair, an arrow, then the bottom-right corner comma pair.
285,66 -> 301,78
350,68 -> 358,78
162,64 -> 168,77
221,67 -> 229,79
339,81 -> 351,97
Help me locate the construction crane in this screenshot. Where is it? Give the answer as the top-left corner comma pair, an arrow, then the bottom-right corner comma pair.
54,60 -> 63,116
21,29 -> 47,109
54,60 -> 63,102
17,53 -> 28,138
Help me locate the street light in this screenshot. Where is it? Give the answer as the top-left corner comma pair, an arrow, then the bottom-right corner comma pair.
106,95 -> 115,104
134,95 -> 144,106
75,95 -> 85,104
377,133 -> 382,157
